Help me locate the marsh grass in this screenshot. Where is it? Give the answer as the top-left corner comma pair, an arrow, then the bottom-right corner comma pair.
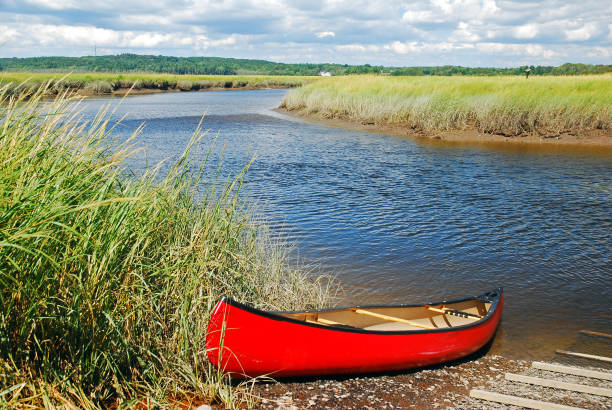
0,73 -> 318,97
0,84 -> 331,407
281,75 -> 612,135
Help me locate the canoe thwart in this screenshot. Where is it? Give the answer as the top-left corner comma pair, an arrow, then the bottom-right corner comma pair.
426,306 -> 482,320
353,308 -> 434,329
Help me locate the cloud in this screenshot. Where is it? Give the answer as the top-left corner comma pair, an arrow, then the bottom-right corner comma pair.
336,43 -> 380,52
476,42 -> 558,59
453,22 -> 481,42
565,23 -> 600,41
513,24 -> 539,40
315,31 -> 335,38
2,22 -> 245,51
401,10 -> 441,24
24,0 -> 80,10
384,41 -> 473,54
0,0 -> 610,66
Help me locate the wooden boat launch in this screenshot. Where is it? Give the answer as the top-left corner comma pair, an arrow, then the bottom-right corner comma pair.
206,288 -> 503,378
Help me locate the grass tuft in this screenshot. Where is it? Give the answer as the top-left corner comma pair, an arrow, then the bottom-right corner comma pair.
0,84 -> 331,407
0,73 -> 318,97
281,75 -> 612,135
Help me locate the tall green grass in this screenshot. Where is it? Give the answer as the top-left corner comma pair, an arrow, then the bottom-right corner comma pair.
281,75 -> 612,136
0,72 -> 318,97
0,84 -> 330,407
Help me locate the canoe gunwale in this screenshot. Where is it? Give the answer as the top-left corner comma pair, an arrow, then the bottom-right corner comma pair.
216,287 -> 502,336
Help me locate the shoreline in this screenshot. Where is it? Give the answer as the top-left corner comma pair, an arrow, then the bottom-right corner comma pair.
252,354 -> 611,409
79,84 -> 298,98
276,108 -> 612,154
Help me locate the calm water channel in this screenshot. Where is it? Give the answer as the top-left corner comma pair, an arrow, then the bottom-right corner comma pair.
80,89 -> 612,360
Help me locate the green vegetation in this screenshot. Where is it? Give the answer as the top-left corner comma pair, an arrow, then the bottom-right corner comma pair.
0,85 -> 330,407
0,54 -> 384,76
389,63 -> 612,76
1,54 -> 611,76
281,75 -> 612,136
0,72 -> 316,97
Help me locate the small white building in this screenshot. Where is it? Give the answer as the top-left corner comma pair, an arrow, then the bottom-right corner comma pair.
319,71 -> 332,77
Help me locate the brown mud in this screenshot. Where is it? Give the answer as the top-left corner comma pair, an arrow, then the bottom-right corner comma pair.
276,108 -> 612,156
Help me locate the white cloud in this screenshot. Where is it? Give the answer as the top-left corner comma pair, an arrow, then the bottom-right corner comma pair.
25,0 -> 80,10
336,43 -> 380,52
427,0 -> 499,20
565,23 -> 600,41
452,22 -> 480,42
401,10 -> 440,24
476,42 -> 558,59
513,24 -> 539,40
384,40 -> 473,54
0,0 -> 610,66
118,15 -> 172,26
315,31 -> 335,38
1,23 -> 245,51
0,26 -> 19,44
587,46 -> 611,58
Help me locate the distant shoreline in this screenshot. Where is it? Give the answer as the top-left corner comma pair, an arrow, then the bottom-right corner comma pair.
277,107 -> 612,153
0,72 -> 314,98
81,84 -> 298,97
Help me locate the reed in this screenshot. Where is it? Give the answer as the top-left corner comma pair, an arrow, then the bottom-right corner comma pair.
281,75 -> 612,136
0,84 -> 331,407
0,73 -> 318,97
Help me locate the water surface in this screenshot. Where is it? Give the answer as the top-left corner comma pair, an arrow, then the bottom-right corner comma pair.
80,89 -> 612,360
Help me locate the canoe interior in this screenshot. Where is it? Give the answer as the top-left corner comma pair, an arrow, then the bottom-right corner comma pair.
279,299 -> 492,331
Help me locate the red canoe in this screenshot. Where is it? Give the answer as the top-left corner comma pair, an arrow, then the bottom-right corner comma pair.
206,288 -> 503,378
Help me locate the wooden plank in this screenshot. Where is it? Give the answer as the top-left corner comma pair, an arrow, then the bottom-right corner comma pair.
353,309 -> 434,329
556,350 -> 612,364
505,373 -> 612,397
532,361 -> 612,381
580,329 -> 612,339
469,389 -> 584,410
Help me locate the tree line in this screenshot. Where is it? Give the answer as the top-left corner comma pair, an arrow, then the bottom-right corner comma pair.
1,54 -> 610,76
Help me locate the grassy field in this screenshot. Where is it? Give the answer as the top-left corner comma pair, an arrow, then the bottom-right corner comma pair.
0,86 -> 330,407
0,72 -> 318,96
281,75 -> 612,136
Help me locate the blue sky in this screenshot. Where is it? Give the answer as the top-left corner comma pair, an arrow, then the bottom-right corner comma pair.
0,0 -> 610,67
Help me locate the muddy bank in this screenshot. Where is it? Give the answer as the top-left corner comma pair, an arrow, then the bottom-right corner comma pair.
250,355 -> 611,409
277,108 -> 612,154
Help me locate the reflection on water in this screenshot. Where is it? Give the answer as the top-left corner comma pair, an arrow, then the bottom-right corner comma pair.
80,89 -> 612,360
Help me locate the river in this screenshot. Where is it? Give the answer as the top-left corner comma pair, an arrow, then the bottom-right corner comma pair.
79,89 -> 612,360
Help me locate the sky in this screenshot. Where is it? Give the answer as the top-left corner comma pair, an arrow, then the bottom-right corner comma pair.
0,0 -> 610,67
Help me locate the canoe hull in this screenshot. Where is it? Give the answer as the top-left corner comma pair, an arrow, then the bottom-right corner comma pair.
206,289 -> 503,378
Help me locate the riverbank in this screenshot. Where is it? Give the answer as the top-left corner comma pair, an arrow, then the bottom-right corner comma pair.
0,88 -> 330,408
0,72 -> 318,97
278,107 -> 612,152
280,75 -> 612,151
